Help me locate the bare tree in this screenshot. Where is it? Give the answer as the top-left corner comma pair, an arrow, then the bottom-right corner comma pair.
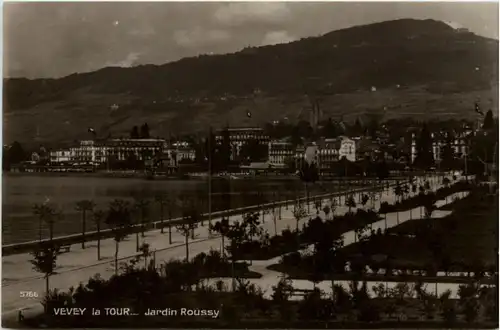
105,199 -> 132,275
293,201 -> 308,232
75,200 -> 95,249
176,199 -> 200,262
93,210 -> 105,260
33,203 -> 57,242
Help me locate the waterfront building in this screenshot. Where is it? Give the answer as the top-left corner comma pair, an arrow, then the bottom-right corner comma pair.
338,136 -> 356,162
317,138 -> 341,170
410,131 -> 472,163
105,139 -> 166,162
64,139 -> 166,165
294,145 -> 306,170
268,140 -> 294,167
163,142 -> 196,166
49,149 -> 73,164
215,127 -> 270,161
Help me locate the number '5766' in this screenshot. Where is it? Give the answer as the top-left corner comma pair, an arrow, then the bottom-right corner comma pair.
20,291 -> 38,298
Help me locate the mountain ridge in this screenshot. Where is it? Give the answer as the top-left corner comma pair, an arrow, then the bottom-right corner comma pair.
3,18 -> 498,145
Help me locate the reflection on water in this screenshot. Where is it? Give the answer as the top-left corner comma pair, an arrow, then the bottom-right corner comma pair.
2,175 -> 355,245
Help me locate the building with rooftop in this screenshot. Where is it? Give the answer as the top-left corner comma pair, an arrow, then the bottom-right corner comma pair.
215,127 -> 270,161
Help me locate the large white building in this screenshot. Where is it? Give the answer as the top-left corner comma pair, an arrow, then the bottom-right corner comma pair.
410,131 -> 472,163
338,137 -> 356,162
215,127 -> 270,161
49,149 -> 73,164
317,139 -> 341,169
292,137 -> 357,170
268,140 -> 294,167
55,139 -> 167,165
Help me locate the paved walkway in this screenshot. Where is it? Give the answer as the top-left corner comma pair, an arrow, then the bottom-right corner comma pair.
1,174 -> 451,319
204,190 -> 471,300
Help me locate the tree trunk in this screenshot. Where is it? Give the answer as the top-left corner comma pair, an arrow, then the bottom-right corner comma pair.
305,183 -> 310,213
160,204 -> 164,234
185,235 -> 189,262
114,240 -> 119,275
141,212 -> 145,238
49,222 -> 54,242
45,275 -> 50,296
168,211 -> 172,244
39,218 -> 42,242
136,231 -> 140,252
221,235 -> 225,258
274,217 -> 277,235
81,210 -> 86,249
97,223 -> 101,260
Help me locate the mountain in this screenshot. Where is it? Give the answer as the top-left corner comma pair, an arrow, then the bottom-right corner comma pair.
3,19 -> 498,145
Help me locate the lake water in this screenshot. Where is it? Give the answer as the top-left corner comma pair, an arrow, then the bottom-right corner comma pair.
2,175 -> 362,245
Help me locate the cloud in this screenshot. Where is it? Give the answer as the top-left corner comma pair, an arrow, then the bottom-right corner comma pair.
213,3 -> 291,26
261,30 -> 296,46
106,52 -> 141,68
173,27 -> 231,48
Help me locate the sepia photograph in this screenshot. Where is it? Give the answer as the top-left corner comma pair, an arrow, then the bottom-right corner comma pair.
2,1 -> 499,328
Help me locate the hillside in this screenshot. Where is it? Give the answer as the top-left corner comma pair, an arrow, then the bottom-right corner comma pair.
3,19 -> 498,145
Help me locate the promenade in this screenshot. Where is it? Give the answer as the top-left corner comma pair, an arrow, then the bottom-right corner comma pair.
1,174 -> 451,321
214,190 -> 471,301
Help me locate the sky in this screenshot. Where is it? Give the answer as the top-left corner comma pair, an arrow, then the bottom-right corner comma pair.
4,1 -> 499,79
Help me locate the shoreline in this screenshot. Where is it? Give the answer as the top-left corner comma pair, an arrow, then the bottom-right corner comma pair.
3,171 -> 412,182
2,182 -> 399,255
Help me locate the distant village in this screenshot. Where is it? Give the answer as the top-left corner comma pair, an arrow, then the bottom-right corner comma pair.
5,109 -> 494,177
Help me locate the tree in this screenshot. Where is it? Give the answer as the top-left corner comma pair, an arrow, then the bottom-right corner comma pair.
30,243 -> 58,306
314,199 -> 322,215
298,162 -> 319,213
165,197 -> 175,244
271,201 -> 279,235
33,204 -> 57,242
176,200 -> 200,261
323,205 -> 331,221
154,194 -> 168,234
376,161 -> 390,180
440,132 -> 456,170
361,194 -> 369,208
93,210 -> 105,261
4,141 -> 26,170
293,202 -> 307,232
130,126 -> 140,139
350,118 -> 364,136
321,117 -> 339,138
394,182 -> 403,203
140,123 -> 150,139
75,200 -> 95,249
483,110 -> 494,130
138,242 -> 152,269
105,199 -> 132,275
440,290 -> 457,324
211,217 -> 231,257
133,197 -> 150,240
458,283 -> 481,323
239,138 -> 268,162
414,123 -> 434,169
219,127 -> 231,170
345,195 -> 356,213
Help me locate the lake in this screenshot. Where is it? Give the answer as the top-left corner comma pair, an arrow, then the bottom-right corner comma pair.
2,174 -> 359,245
